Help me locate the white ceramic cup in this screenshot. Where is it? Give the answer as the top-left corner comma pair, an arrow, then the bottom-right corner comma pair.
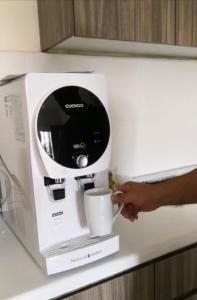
84,187 -> 123,237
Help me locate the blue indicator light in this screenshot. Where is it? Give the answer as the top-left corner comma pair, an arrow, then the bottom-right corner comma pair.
93,139 -> 101,144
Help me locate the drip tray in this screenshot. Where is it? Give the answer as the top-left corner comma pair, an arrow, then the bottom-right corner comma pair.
42,233 -> 115,257
41,234 -> 119,275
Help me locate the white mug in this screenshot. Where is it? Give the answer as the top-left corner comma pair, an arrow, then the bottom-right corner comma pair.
84,187 -> 123,237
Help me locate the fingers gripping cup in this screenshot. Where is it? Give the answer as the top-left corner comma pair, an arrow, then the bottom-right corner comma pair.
84,188 -> 123,237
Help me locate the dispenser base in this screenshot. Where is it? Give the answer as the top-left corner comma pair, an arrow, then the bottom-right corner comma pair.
41,234 -> 120,275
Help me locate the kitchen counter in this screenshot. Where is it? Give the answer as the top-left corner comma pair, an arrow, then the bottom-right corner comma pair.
1,204 -> 197,300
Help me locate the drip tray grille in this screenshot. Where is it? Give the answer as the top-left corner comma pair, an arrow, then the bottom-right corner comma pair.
42,233 -> 115,257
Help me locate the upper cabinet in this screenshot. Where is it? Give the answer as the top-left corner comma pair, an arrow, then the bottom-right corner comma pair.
74,0 -> 175,44
176,0 -> 197,46
37,0 -> 197,56
38,0 -> 74,50
134,0 -> 175,44
74,0 -> 136,41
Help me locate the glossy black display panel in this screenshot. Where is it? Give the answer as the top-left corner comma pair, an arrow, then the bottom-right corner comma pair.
37,86 -> 110,168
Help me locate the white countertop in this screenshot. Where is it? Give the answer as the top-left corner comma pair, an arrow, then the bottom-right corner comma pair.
1,205 -> 197,300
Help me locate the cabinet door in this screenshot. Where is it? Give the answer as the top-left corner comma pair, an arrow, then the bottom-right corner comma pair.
186,295 -> 197,300
176,0 -> 197,46
135,0 -> 175,44
74,0 -> 175,44
37,0 -> 74,50
74,0 -> 135,41
63,265 -> 154,300
155,247 -> 197,300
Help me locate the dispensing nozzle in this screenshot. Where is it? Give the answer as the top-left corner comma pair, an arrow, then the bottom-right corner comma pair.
44,177 -> 65,201
75,174 -> 95,191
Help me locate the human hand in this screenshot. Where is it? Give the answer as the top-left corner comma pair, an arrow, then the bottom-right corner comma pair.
112,181 -> 160,221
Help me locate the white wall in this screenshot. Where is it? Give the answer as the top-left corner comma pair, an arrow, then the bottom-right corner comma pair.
1,52 -> 197,179
0,0 -> 40,51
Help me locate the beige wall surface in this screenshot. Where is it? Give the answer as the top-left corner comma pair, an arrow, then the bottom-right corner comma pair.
0,52 -> 197,177
0,0 -> 40,51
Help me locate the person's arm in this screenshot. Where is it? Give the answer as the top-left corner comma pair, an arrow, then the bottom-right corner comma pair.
112,169 -> 197,221
154,168 -> 197,206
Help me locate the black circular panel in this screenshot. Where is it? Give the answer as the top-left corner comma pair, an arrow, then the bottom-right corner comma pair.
37,86 -> 110,169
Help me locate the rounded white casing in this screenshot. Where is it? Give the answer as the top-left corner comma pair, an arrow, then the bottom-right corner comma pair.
24,73 -> 111,179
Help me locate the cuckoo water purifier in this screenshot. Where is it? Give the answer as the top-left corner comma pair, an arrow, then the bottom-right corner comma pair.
0,73 -> 119,275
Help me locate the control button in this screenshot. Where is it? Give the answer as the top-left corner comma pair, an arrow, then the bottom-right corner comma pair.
76,155 -> 88,168
53,189 -> 65,201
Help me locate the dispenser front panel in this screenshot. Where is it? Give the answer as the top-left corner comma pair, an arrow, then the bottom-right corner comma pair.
37,86 -> 110,169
